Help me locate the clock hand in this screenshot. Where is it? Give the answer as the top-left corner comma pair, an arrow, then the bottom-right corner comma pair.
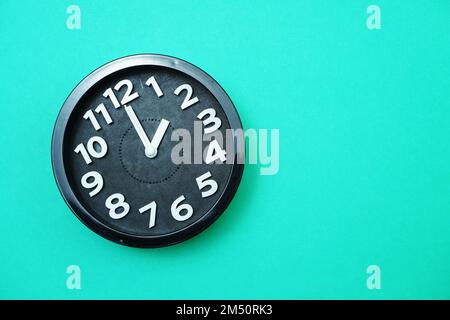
123,105 -> 156,158
150,119 -> 170,152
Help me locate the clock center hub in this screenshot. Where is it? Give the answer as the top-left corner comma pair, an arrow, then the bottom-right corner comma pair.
119,118 -> 180,184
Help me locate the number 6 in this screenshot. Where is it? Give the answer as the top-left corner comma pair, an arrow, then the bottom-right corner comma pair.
171,195 -> 193,221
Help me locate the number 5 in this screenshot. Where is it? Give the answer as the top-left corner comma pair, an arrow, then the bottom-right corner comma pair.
196,171 -> 218,198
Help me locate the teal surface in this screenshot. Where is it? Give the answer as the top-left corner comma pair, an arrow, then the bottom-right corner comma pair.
1,0 -> 449,299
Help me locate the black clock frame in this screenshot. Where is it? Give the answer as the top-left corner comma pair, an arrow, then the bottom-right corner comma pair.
51,54 -> 244,248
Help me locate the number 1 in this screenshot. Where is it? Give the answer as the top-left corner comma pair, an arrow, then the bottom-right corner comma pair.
83,104 -> 113,131
145,76 -> 164,97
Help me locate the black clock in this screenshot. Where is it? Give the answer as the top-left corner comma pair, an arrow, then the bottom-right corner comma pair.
52,54 -> 244,248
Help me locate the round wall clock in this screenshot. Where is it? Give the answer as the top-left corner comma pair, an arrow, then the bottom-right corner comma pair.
52,54 -> 244,248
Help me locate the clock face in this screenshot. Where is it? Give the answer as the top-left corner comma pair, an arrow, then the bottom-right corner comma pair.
52,54 -> 244,247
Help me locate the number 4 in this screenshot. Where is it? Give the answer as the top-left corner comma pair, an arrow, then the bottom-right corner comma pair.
205,140 -> 226,164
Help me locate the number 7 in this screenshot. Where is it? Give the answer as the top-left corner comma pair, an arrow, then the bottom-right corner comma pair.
139,201 -> 157,228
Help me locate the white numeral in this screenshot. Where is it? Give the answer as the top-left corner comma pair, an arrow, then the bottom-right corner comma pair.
83,110 -> 101,131
83,103 -> 113,131
103,79 -> 139,108
205,139 -> 226,164
174,84 -> 199,110
145,76 -> 164,97
95,103 -> 113,124
196,172 -> 218,198
197,108 -> 222,134
74,136 -> 108,164
171,195 -> 193,221
105,193 -> 130,220
103,88 -> 120,108
81,171 -> 103,197
115,79 -> 139,105
139,201 -> 157,228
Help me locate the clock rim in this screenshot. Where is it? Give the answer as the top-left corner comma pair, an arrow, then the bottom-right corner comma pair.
51,54 -> 245,248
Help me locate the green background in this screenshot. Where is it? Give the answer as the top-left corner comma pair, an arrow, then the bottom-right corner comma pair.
1,0 -> 449,299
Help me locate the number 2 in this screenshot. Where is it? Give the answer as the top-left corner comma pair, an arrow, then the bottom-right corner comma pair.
174,84 -> 199,110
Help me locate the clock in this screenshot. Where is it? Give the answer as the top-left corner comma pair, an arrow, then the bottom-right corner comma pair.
51,54 -> 244,248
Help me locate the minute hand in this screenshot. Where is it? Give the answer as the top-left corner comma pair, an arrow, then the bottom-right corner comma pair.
150,119 -> 170,151
124,105 -> 156,158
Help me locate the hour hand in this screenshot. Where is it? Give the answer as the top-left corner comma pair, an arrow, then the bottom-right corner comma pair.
124,105 -> 156,158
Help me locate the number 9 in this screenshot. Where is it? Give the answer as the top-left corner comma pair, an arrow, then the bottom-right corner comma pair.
81,171 -> 104,197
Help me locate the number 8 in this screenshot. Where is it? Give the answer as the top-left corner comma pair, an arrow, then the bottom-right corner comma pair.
105,193 -> 130,220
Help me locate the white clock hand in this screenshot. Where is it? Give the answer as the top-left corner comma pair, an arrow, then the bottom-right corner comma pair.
150,119 -> 170,152
124,105 -> 156,158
